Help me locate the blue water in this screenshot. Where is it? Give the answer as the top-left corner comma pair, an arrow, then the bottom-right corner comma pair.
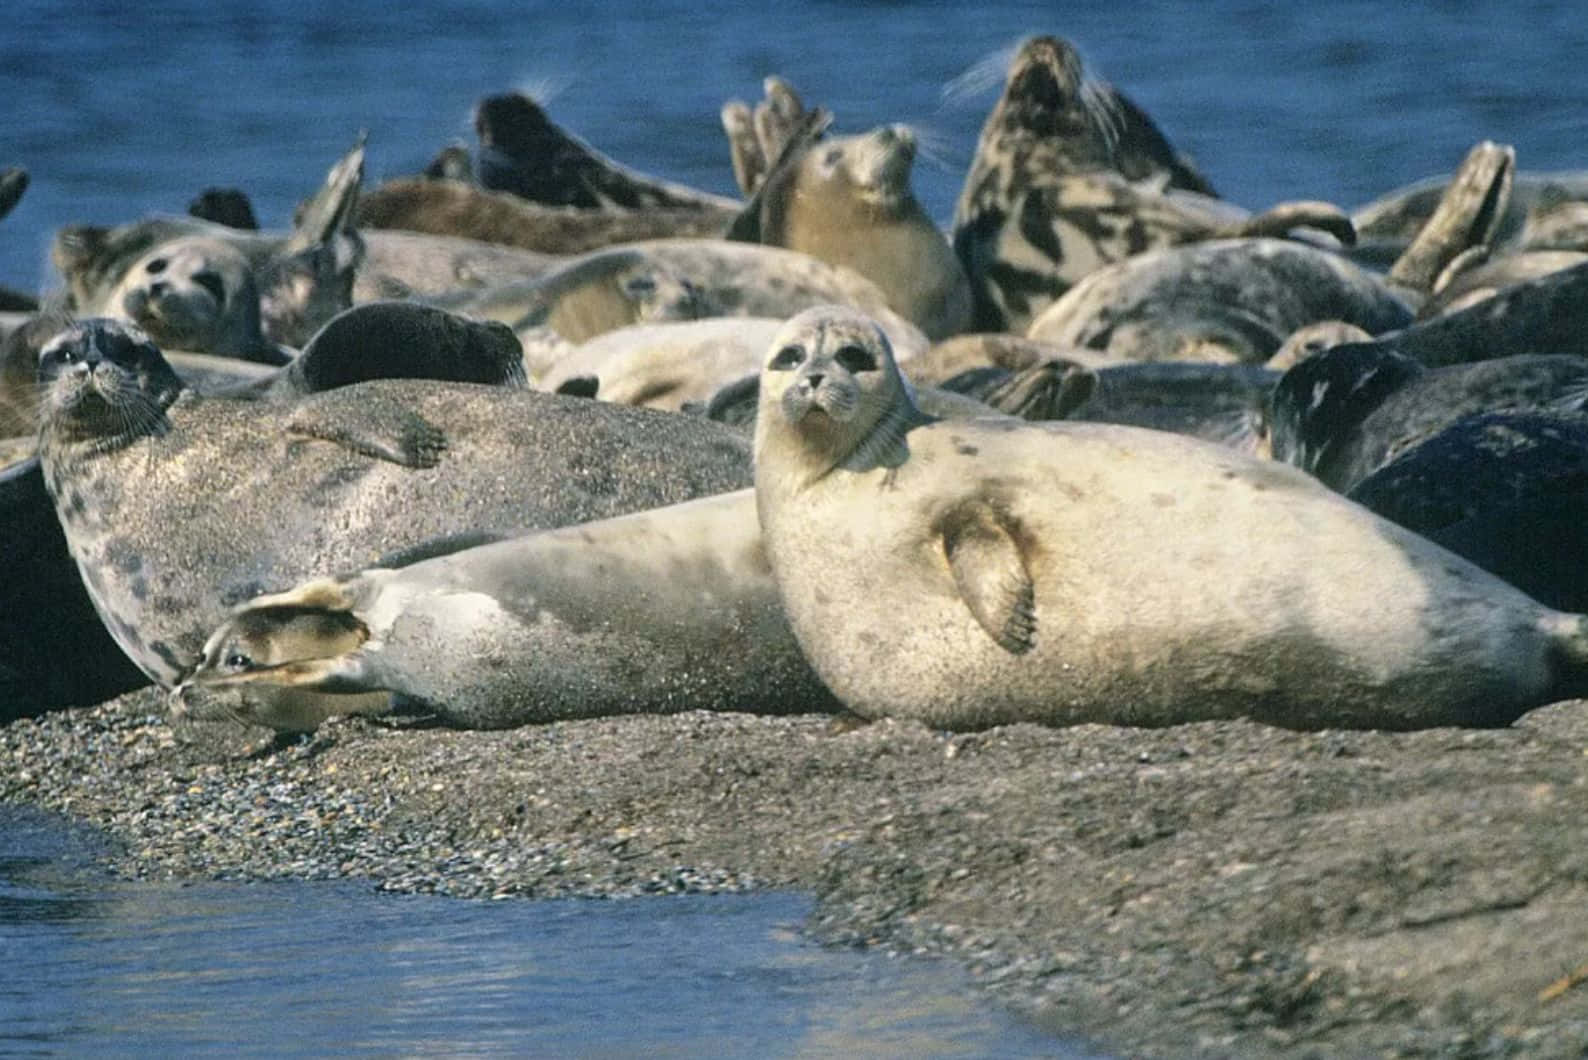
4,2 -> 1587,1052
4,1 -> 1587,292
0,808 -> 1082,1057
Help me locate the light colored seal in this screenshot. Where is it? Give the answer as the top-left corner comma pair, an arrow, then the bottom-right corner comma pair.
731,123 -> 972,340
34,319 -> 754,689
752,305 -> 1588,731
1025,238 -> 1412,364
173,489 -> 840,731
103,236 -> 289,363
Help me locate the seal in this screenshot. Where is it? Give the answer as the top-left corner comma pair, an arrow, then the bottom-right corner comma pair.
174,489 -> 841,730
949,36 -> 1354,334
752,305 -> 1588,731
472,91 -> 741,215
1025,238 -> 1412,364
33,319 -> 754,689
1344,410 -> 1588,613
102,235 -> 290,363
354,179 -> 734,256
730,123 -> 972,340
443,239 -> 927,380
0,166 -> 38,313
1266,344 -> 1588,492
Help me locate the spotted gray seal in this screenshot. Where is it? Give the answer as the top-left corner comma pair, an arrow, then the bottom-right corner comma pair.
174,489 -> 840,731
752,305 -> 1588,731
1025,238 -> 1412,364
34,319 -> 753,688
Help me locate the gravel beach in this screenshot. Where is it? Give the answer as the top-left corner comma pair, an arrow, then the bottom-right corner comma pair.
7,689 -> 1588,1057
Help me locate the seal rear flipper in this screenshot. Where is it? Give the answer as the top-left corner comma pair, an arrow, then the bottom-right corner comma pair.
939,501 -> 1036,655
285,393 -> 447,469
725,107 -> 832,244
0,167 -> 28,222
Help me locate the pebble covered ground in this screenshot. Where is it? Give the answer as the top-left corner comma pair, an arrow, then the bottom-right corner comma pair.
8,689 -> 1588,1057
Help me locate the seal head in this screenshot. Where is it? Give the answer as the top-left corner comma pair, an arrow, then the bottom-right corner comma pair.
36,320 -> 183,456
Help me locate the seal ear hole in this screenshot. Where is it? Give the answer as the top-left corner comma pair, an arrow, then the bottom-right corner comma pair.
145,257 -> 167,275
834,344 -> 877,374
770,345 -> 805,371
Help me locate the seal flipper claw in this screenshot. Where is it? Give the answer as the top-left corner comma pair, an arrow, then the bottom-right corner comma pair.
940,502 -> 1036,655
285,394 -> 447,469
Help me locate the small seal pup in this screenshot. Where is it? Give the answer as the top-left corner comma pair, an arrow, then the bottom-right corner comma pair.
752,306 -> 1588,731
1025,238 -> 1412,364
175,489 -> 840,730
730,123 -> 972,340
34,319 -> 754,688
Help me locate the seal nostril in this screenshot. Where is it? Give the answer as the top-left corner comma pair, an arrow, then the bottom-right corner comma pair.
806,372 -> 825,390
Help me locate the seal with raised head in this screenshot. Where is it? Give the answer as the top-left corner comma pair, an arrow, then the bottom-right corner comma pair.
173,489 -> 840,731
34,319 -> 753,689
730,123 -> 971,340
752,305 -> 1588,731
949,36 -> 1354,334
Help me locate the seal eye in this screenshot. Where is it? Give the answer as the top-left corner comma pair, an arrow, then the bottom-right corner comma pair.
145,257 -> 167,276
822,147 -> 843,168
834,344 -> 877,374
623,273 -> 658,298
223,651 -> 254,671
770,345 -> 805,371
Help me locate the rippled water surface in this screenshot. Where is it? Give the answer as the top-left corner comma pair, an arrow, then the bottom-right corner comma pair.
3,0 -> 1586,288
0,808 -> 1084,1057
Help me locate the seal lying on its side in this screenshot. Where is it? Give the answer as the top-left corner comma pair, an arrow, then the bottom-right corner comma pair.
35,319 -> 753,689
175,489 -> 840,731
752,306 -> 1588,731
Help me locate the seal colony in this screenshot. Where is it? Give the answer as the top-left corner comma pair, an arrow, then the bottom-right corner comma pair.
11,33 -> 1588,742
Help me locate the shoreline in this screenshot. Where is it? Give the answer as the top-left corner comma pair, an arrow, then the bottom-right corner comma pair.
6,687 -> 1588,1056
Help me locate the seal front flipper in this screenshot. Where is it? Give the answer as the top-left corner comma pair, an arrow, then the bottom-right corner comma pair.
285,392 -> 447,469
280,301 -> 526,394
938,501 -> 1036,655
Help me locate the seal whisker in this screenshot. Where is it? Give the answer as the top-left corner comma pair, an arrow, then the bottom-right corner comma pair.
939,40 -> 1023,107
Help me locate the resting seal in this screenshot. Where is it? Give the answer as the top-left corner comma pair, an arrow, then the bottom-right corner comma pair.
34,319 -> 752,688
730,123 -> 971,340
175,489 -> 839,730
752,306 -> 1588,731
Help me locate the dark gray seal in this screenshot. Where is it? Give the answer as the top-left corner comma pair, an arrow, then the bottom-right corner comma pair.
1266,344 -> 1588,492
1345,410 -> 1588,613
34,319 -> 753,689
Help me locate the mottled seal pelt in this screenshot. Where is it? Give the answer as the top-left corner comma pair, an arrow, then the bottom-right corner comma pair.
1025,238 -> 1412,364
729,122 -> 971,340
34,319 -> 753,688
1266,344 -> 1588,492
174,489 -> 840,731
949,36 -> 1353,334
752,306 -> 1588,731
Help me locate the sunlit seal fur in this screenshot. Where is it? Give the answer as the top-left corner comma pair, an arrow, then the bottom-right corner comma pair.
175,489 -> 840,731
34,319 -> 753,689
1025,238 -> 1412,364
1266,344 -> 1588,492
730,123 -> 971,340
752,305 -> 1588,731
